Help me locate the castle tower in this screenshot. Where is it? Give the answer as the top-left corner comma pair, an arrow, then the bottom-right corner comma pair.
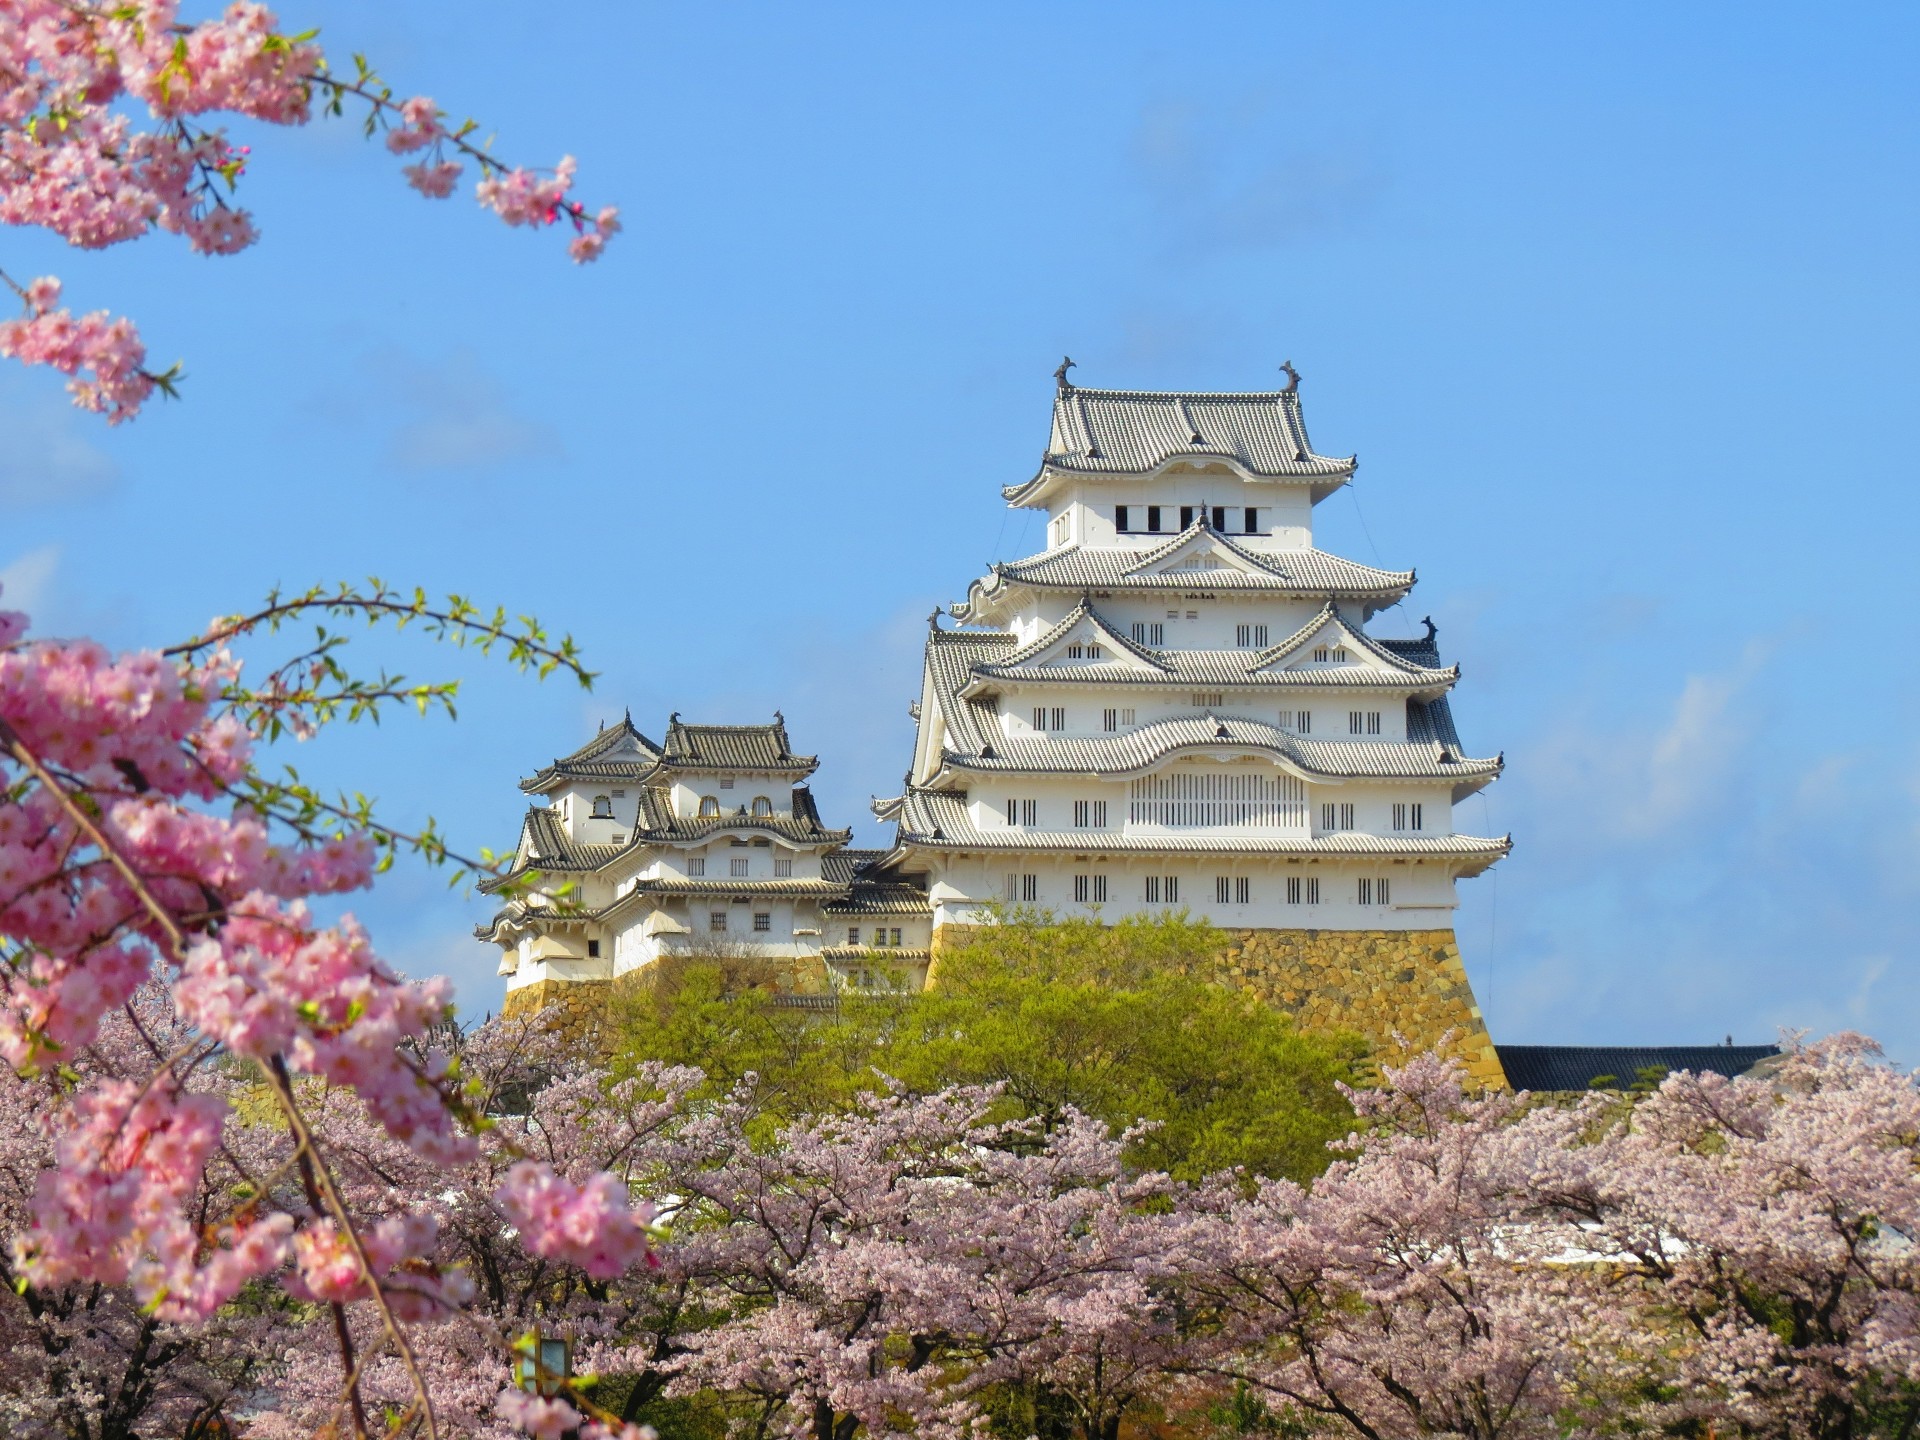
481,713 -> 931,1016
867,371 -> 1510,1084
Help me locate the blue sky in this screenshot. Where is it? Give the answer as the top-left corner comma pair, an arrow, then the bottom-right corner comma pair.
6,3 -> 1918,1059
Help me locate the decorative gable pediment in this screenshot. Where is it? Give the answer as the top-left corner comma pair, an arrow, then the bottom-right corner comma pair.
976,600 -> 1170,680
1248,605 -> 1428,679
1124,527 -> 1274,581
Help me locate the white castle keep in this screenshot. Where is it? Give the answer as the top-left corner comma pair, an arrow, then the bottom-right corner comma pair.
484,367 -> 1510,1073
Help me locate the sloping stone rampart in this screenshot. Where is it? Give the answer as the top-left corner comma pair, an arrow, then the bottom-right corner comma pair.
932,923 -> 1506,1089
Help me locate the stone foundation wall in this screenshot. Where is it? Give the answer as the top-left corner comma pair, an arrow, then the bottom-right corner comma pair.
1213,928 -> 1504,1089
505,928 -> 1506,1089
931,923 -> 1506,1089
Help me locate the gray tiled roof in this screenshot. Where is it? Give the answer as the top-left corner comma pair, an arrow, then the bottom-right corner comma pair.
630,785 -> 851,845
1496,1045 -> 1781,1093
890,787 -> 1511,861
824,884 -> 933,915
822,848 -> 888,884
926,629 -> 1020,755
621,876 -> 846,898
968,599 -> 1457,695
662,715 -> 816,773
1004,387 -> 1355,503
954,528 -> 1411,621
518,714 -> 662,793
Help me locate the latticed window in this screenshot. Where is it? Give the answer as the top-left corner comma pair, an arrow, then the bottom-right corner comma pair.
688,857 -> 706,877
1072,874 -> 1109,903
1004,873 -> 1039,902
1349,711 -> 1382,736
1192,692 -> 1224,708
731,857 -> 749,877
709,911 -> 727,932
753,912 -> 771,932
590,795 -> 614,818
1131,771 -> 1306,827
774,857 -> 793,877
1072,799 -> 1108,828
1131,622 -> 1165,646
1235,624 -> 1269,648
1319,802 -> 1356,832
1144,875 -> 1179,904
751,796 -> 773,816
1393,802 -> 1424,832
698,796 -> 720,817
1005,798 -> 1038,826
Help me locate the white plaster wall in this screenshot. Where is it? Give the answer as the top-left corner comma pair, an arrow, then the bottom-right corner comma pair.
1049,480 -> 1317,550
995,688 -> 1412,743
926,852 -> 1460,931
964,770 -> 1455,839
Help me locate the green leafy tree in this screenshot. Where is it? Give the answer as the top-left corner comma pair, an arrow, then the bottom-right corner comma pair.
607,910 -> 1362,1182
884,907 -> 1364,1182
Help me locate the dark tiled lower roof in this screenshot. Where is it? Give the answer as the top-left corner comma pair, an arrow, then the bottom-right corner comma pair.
662,715 -> 815,772
822,848 -> 888,884
1497,1045 -> 1782,1093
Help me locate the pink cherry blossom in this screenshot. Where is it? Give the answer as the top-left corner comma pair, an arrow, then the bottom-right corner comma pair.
1,2 -> 615,420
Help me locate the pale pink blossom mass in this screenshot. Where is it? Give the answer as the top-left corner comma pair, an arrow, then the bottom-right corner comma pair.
0,1 -> 616,422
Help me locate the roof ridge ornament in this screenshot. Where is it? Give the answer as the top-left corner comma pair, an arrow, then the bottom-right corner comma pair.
1053,355 -> 1076,393
1280,359 -> 1301,392
1422,615 -> 1437,642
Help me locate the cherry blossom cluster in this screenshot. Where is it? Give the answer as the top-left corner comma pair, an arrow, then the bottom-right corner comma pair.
0,0 -> 615,420
0,276 -> 155,422
0,592 -> 656,1437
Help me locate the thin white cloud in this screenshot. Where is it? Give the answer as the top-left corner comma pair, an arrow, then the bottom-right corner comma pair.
379,349 -> 559,472
0,545 -> 60,621
0,387 -> 117,508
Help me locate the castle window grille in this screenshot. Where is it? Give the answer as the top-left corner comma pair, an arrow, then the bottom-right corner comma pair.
1392,803 -> 1424,832
709,911 -> 727,932
1236,876 -> 1251,903
1131,622 -> 1165,646
731,857 -> 750,877
848,927 -> 860,945
1144,875 -> 1180,904
774,857 -> 793,877
1286,876 -> 1300,905
1005,873 -> 1038,902
1236,624 -> 1269,648
1071,799 -> 1108,828
1192,692 -> 1224,708
753,912 -> 771,932
1358,878 -> 1372,905
1129,772 -> 1306,827
1349,711 -> 1382,736
1074,874 -> 1109,903
1006,798 -> 1037,826
1087,644 -> 1102,659
1313,646 -> 1329,662
1333,646 -> 1349,661
688,857 -> 706,876
1104,708 -> 1118,732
